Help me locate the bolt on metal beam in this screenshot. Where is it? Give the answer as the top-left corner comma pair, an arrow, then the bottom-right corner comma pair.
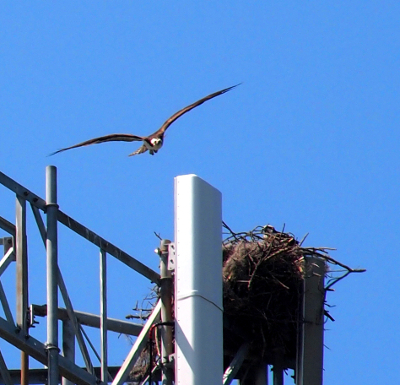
0,171 -> 46,210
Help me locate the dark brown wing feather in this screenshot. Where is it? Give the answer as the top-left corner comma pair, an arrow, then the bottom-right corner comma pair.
151,83 -> 240,137
50,133 -> 144,155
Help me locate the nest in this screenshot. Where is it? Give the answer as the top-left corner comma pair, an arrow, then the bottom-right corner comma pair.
130,223 -> 365,381
222,223 -> 365,367
222,224 -> 307,365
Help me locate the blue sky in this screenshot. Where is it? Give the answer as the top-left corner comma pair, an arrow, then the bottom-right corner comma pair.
0,2 -> 399,383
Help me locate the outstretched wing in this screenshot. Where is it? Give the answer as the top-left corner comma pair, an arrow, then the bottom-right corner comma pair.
128,144 -> 148,157
151,83 -> 241,137
50,133 -> 144,156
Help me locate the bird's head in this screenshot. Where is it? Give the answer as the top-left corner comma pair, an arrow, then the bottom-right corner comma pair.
150,137 -> 162,147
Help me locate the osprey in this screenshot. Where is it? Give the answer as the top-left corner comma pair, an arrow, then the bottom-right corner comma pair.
51,84 -> 239,157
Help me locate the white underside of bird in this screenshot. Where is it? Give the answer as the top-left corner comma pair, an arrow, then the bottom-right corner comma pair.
129,137 -> 163,156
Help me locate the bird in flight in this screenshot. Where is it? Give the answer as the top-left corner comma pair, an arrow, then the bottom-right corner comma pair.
50,84 -> 239,157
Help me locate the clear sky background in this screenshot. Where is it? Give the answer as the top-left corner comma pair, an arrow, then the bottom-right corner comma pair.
0,2 -> 398,384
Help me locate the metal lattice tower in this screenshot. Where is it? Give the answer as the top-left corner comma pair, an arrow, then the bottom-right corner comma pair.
0,167 -> 325,385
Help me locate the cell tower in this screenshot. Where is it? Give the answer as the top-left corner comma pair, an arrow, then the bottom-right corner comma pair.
0,167 -> 364,385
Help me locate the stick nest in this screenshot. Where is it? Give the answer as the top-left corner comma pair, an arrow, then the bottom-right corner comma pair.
222,224 -> 308,362
222,223 -> 365,365
130,223 -> 365,380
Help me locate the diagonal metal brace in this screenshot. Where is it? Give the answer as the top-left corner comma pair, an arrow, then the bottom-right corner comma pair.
223,343 -> 250,385
0,316 -> 102,385
112,300 -> 161,385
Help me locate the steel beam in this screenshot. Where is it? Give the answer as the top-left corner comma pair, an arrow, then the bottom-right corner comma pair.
0,171 -> 159,284
57,269 -> 94,375
223,343 -> 249,385
0,218 -> 15,237
31,305 -> 143,336
0,247 -> 15,277
57,211 -> 160,283
0,241 -> 15,324
0,239 -> 15,385
30,204 -> 47,241
0,281 -> 14,324
0,238 -> 14,280
111,300 -> 161,385
62,319 -> 75,385
0,250 -> 15,323
0,237 -> 12,247
0,168 -> 163,384
271,348 -> 284,385
296,257 -> 325,385
139,365 -> 160,385
0,316 -> 101,385
100,249 -> 108,382
16,194 -> 29,385
46,166 -> 59,385
0,348 -> 13,385
159,239 -> 173,385
0,367 -> 121,385
0,171 -> 46,210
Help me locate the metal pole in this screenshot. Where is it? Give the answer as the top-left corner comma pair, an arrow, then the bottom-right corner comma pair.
16,195 -> 28,385
100,249 -> 108,382
159,239 -> 173,385
46,165 -> 59,385
272,359 -> 283,385
62,319 -> 75,385
296,257 -> 325,385
272,369 -> 283,385
271,347 -> 284,385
